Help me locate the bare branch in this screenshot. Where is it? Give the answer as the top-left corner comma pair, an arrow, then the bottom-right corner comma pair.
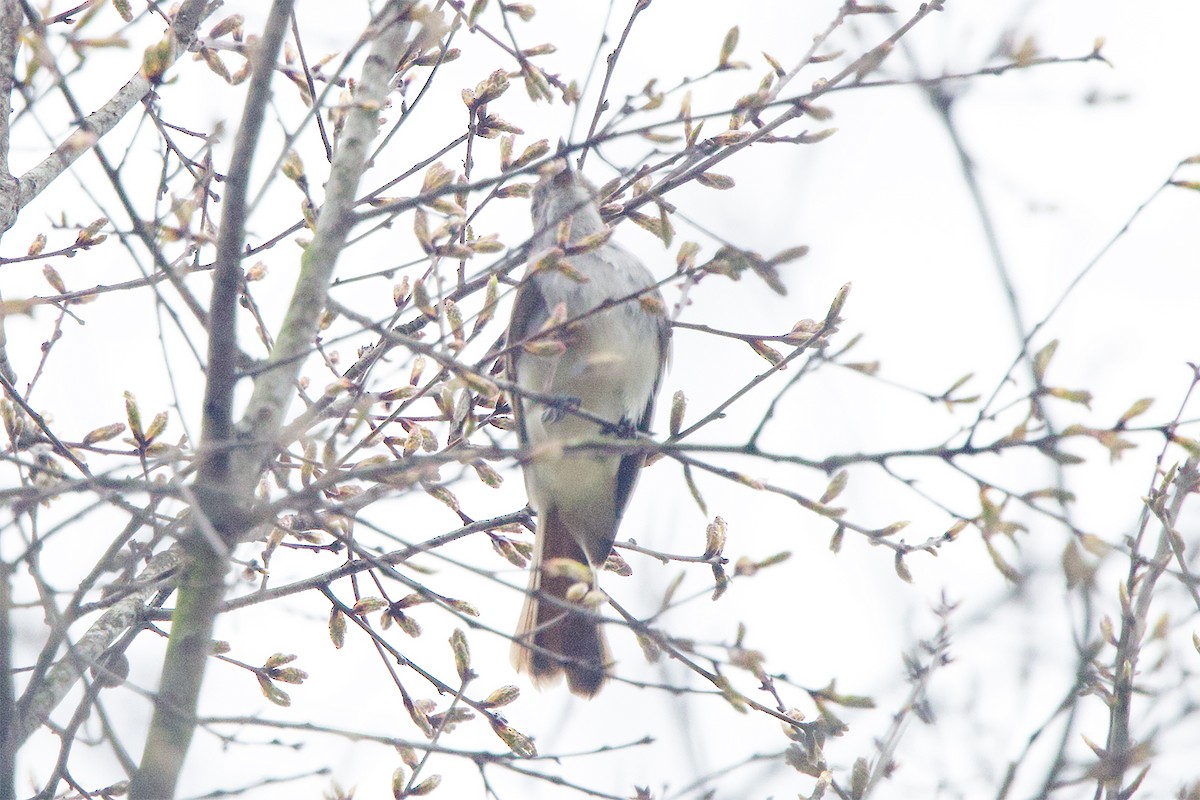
127,0 -> 300,795
0,0 -> 24,385
12,548 -> 180,747
0,0 -> 214,235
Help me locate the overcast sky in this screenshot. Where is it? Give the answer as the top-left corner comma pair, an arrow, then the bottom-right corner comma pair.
5,1 -> 1200,797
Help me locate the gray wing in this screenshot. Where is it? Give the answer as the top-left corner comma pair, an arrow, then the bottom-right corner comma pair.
613,280 -> 671,522
505,278 -> 549,450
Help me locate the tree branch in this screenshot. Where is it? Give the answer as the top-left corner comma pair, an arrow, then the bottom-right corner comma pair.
129,0 -> 299,795
0,0 -> 25,385
0,558 -> 15,800
0,0 -> 21,228
0,0 -> 213,236
12,548 -> 181,747
131,3 -> 419,797
230,3 -> 415,482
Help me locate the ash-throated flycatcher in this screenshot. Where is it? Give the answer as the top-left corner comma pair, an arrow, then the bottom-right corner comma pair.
507,160 -> 669,696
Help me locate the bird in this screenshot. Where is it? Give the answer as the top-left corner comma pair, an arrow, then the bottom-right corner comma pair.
506,159 -> 670,697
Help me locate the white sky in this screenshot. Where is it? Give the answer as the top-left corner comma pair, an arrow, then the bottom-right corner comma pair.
5,0 -> 1200,798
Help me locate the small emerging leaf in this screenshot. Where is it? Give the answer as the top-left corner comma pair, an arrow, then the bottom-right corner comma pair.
1046,387 -> 1093,408
748,339 -> 784,366
450,628 -> 471,681
683,463 -> 707,515
408,775 -> 442,796
82,422 -> 126,446
669,390 -> 686,436
820,470 -> 848,504
703,516 -> 727,558
481,685 -> 520,708
329,607 -> 346,648
257,675 -> 291,707
1116,397 -> 1153,427
491,719 -> 538,758
1032,339 -> 1058,381
718,26 -> 739,68
696,172 -> 735,190
829,524 -> 845,553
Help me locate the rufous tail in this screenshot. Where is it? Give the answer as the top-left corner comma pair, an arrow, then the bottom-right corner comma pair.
511,506 -> 609,697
